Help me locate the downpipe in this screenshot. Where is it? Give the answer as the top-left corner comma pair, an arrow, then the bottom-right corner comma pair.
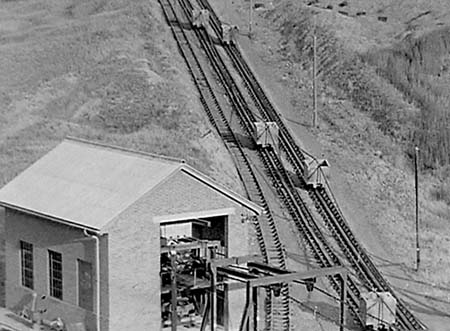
84,229 -> 101,331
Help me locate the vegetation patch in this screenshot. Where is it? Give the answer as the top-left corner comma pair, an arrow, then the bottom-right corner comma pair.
265,3 -> 414,151
430,181 -> 450,205
365,27 -> 450,169
266,3 -> 450,174
0,0 -> 239,193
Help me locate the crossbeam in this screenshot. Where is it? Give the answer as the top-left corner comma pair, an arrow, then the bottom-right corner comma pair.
249,266 -> 347,287
210,254 -> 262,267
160,240 -> 221,253
217,266 -> 259,281
247,261 -> 289,274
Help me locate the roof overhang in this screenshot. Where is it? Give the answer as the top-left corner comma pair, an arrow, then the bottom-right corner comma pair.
153,207 -> 236,224
179,166 -> 264,215
0,201 -> 101,234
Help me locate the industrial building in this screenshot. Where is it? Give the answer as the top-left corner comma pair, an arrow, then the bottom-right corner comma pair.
0,138 -> 262,331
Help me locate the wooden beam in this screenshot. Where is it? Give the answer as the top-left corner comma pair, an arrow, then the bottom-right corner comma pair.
249,266 -> 347,287
211,254 -> 262,268
217,266 -> 259,281
161,240 -> 221,253
247,261 -> 289,274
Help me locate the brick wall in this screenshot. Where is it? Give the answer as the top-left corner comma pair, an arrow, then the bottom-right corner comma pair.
4,209 -> 108,331
0,207 -> 5,307
104,170 -> 254,331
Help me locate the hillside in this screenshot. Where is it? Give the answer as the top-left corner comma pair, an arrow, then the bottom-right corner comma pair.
208,0 -> 450,329
1,0 -> 449,329
0,0 -> 242,191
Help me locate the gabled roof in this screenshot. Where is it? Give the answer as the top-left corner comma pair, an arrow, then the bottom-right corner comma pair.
0,138 -> 261,231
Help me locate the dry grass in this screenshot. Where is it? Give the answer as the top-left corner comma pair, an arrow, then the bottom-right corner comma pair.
257,0 -> 450,297
0,0 -> 242,191
365,28 -> 450,169
275,1 -> 450,171
0,0 -> 245,316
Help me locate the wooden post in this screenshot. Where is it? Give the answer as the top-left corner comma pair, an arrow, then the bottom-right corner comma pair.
224,283 -> 229,331
200,296 -> 210,331
210,248 -> 217,331
415,146 -> 420,271
249,0 -> 253,37
170,249 -> 178,331
252,287 -> 258,331
247,282 -> 253,331
340,274 -> 347,331
312,33 -> 317,128
210,267 -> 216,331
238,282 -> 250,331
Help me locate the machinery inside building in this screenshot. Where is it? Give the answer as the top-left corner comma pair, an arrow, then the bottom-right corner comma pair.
160,216 -> 227,330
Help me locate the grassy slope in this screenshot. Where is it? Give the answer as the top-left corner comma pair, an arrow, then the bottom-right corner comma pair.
306,0 -> 450,185
0,0 -> 241,190
0,0 -> 244,305
209,0 -> 450,324
263,0 -> 450,286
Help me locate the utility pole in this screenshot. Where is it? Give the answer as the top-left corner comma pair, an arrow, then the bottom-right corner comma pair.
248,0 -> 253,38
312,15 -> 318,128
414,146 -> 420,271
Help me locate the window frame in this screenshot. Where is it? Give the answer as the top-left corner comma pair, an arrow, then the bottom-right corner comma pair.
48,250 -> 63,300
77,259 -> 94,311
20,241 -> 34,290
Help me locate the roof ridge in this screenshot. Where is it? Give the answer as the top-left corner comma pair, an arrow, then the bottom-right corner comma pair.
65,136 -> 186,164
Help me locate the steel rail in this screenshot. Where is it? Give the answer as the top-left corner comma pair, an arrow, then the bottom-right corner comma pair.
180,2 -> 368,326
158,0 -> 290,329
192,1 -> 426,330
176,0 -> 290,326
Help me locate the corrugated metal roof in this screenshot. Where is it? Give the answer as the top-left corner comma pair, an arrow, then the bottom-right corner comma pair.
0,139 -> 181,231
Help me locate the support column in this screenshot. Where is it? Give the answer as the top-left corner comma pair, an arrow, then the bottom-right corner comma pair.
200,296 -> 210,331
247,282 -> 253,331
239,282 -> 251,331
224,283 -> 229,331
210,265 -> 217,331
340,274 -> 347,331
252,287 -> 258,331
170,249 -> 178,331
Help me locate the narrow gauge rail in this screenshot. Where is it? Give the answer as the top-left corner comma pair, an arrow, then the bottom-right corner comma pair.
157,0 -> 289,329
178,0 -> 368,327
172,0 -> 291,329
194,1 -> 426,330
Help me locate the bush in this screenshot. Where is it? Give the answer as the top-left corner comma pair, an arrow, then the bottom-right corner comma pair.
365,27 -> 450,169
430,181 -> 450,205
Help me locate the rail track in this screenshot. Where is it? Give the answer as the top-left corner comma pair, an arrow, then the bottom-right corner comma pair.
167,0 -> 366,328
160,0 -> 427,329
190,1 -> 426,330
157,0 -> 289,329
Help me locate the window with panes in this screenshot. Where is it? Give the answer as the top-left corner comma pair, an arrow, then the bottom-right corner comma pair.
48,250 -> 63,300
20,241 -> 34,289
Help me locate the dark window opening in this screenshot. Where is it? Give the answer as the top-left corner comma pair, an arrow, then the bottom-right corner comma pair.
48,250 -> 63,300
77,259 -> 94,311
20,241 -> 33,289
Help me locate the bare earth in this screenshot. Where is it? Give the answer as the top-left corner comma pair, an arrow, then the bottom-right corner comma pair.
208,0 -> 450,329
0,0 -> 242,192
1,0 -> 450,330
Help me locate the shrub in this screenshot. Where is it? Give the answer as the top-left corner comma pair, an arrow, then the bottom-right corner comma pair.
365,27 -> 450,169
430,181 -> 450,205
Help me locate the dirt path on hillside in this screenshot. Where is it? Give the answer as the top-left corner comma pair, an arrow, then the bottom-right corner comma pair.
206,0 -> 450,329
